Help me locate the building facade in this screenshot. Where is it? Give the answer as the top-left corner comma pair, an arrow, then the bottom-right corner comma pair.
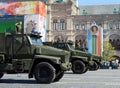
0,0 -> 120,59
79,4 -> 120,15
46,0 -> 120,59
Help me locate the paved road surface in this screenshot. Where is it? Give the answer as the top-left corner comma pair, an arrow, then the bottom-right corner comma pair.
0,69 -> 120,88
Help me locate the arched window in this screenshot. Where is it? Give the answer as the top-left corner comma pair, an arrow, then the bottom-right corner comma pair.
109,34 -> 120,50
54,35 -> 65,42
75,24 -> 79,30
81,24 -> 85,30
60,19 -> 66,30
109,23 -> 113,30
115,23 -> 119,29
113,8 -> 117,14
53,19 -> 57,30
109,39 -> 112,43
82,10 -> 87,15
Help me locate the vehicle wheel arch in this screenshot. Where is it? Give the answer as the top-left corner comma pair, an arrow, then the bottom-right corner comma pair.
93,60 -> 100,65
71,58 -> 88,65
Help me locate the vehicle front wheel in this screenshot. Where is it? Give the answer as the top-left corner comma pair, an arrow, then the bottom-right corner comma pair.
82,67 -> 88,74
89,61 -> 99,71
34,62 -> 56,84
72,60 -> 86,74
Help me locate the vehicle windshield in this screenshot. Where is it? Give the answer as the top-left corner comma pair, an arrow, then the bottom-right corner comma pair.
68,44 -> 75,50
29,36 -> 43,45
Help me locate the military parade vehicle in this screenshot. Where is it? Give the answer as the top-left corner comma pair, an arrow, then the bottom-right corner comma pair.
0,32 -> 71,84
75,47 -> 102,71
43,41 -> 94,74
88,54 -> 102,70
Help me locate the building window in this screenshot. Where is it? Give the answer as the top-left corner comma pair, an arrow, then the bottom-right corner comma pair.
82,10 -> 87,15
98,23 -> 102,27
60,19 -> 66,30
53,19 -> 57,30
118,8 -> 120,14
109,39 -> 120,50
81,24 -> 85,30
75,24 -> 79,30
115,23 -> 119,29
113,8 -> 118,14
109,23 -> 113,30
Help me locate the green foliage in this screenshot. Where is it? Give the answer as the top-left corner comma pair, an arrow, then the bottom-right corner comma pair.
103,41 -> 116,61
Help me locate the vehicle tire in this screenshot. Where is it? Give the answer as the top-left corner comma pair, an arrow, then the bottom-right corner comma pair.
89,61 -> 98,71
82,67 -> 88,74
96,63 -> 100,70
54,71 -> 64,82
0,73 -> 4,79
72,60 -> 86,74
34,62 -> 56,84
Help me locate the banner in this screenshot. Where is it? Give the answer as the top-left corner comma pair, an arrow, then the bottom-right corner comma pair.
0,1 -> 47,41
0,1 -> 47,16
97,27 -> 103,56
87,25 -> 103,56
87,29 -> 92,53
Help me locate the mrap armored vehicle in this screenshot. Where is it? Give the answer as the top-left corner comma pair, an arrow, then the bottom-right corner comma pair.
88,54 -> 102,70
43,42 -> 94,74
0,33 -> 71,84
75,47 -> 102,71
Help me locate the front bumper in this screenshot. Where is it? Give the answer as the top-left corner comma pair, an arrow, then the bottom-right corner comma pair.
60,62 -> 72,71
88,61 -> 95,66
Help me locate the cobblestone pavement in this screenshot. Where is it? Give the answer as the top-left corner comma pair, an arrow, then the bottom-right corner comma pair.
1,69 -> 120,88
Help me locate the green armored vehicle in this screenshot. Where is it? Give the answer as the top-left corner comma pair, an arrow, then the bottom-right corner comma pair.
0,33 -> 71,84
75,47 -> 102,71
89,54 -> 102,70
43,42 -> 93,74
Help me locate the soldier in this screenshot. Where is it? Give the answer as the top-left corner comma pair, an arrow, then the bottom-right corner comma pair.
15,21 -> 22,34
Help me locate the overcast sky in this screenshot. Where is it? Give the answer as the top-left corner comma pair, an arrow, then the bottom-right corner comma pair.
78,0 -> 120,6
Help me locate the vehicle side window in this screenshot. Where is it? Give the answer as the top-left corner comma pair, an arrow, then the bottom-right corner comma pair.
23,36 -> 30,45
53,43 -> 66,50
13,36 -> 23,54
57,43 -> 66,50
13,35 -> 30,54
61,44 -> 65,49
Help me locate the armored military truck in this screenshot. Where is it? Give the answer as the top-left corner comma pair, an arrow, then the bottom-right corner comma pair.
75,47 -> 102,71
43,42 -> 94,74
89,54 -> 102,70
0,33 -> 71,84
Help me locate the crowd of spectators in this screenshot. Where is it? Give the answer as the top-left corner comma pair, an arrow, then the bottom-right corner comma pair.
100,59 -> 119,69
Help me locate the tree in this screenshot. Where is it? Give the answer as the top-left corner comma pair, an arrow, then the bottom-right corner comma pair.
103,41 -> 116,61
